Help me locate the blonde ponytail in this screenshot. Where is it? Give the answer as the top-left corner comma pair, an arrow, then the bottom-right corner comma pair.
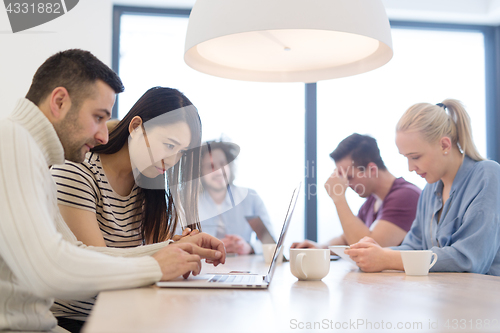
396,99 -> 484,161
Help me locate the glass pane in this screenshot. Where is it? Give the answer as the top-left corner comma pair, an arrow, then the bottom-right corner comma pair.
317,28 -> 486,244
120,14 -> 305,250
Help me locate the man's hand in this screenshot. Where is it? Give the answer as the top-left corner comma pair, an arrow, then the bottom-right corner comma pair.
290,240 -> 323,249
324,168 -> 349,202
176,232 -> 226,266
172,227 -> 200,242
221,234 -> 252,255
152,243 -> 204,280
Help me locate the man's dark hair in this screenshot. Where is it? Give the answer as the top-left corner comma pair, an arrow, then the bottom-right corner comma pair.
26,49 -> 124,107
330,133 -> 387,170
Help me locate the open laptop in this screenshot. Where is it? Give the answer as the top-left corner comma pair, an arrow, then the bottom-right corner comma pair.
156,183 -> 301,289
245,215 -> 289,262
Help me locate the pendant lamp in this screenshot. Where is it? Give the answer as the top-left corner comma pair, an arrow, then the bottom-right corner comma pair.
184,0 -> 393,82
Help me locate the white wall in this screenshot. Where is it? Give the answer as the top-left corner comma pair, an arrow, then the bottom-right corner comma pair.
0,0 -> 113,118
0,0 -> 197,118
2,0 -> 500,119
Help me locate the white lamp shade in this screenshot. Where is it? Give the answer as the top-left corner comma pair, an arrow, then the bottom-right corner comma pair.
185,0 -> 393,83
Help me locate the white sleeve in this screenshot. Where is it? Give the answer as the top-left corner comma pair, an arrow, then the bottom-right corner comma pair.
55,213 -> 173,256
0,124 -> 162,300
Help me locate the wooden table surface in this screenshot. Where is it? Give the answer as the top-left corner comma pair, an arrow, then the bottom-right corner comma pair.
82,255 -> 500,333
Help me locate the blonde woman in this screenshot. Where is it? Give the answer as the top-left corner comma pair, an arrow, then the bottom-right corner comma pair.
346,99 -> 500,275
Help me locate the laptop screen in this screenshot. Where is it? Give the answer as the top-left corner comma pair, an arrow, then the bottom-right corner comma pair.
264,183 -> 301,284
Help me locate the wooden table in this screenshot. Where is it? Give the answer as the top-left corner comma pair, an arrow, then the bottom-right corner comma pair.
83,255 -> 500,333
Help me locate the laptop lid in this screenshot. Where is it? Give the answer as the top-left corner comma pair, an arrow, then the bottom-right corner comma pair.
263,182 -> 301,285
155,183 -> 301,289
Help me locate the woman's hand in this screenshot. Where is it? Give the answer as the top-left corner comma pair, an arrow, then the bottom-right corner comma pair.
176,232 -> 226,266
345,240 -> 395,272
172,227 -> 200,242
357,236 -> 379,245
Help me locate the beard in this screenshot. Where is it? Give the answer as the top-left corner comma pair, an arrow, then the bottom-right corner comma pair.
53,105 -> 92,163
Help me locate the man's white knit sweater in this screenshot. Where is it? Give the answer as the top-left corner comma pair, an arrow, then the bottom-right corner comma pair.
0,99 -> 169,331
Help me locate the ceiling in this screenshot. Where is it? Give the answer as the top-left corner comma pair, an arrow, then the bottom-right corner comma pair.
114,0 -> 500,26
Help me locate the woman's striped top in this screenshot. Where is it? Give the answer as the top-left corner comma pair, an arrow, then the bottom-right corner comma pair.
50,152 -> 145,320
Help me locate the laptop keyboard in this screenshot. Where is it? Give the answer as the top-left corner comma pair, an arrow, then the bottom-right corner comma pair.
208,275 -> 258,284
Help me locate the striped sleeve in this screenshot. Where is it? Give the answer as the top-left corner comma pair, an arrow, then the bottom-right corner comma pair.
51,162 -> 98,213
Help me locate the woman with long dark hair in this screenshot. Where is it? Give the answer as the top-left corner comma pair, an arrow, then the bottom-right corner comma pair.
50,87 -> 203,323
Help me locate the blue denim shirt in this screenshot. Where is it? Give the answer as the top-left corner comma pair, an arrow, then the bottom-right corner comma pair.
393,156 -> 500,275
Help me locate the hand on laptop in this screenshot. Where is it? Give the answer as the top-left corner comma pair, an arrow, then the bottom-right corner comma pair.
221,234 -> 252,255
152,243 -> 205,280
176,232 -> 226,266
171,227 -> 200,241
290,240 -> 323,249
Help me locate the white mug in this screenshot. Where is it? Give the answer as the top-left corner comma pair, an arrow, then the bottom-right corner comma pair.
400,250 -> 438,276
290,249 -> 330,280
262,244 -> 283,265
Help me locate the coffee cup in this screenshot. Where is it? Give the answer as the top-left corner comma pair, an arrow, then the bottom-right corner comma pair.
262,244 -> 283,265
290,248 -> 330,280
400,250 -> 438,276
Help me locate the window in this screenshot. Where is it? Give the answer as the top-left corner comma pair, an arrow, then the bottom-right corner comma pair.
316,27 -> 486,243
119,13 -> 305,248
115,8 -> 488,248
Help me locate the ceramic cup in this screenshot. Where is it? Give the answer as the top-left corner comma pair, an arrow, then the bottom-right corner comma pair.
400,250 -> 438,276
290,248 -> 330,280
262,244 -> 284,265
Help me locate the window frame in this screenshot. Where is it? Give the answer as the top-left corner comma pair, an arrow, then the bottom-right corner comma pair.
112,6 -> 500,242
